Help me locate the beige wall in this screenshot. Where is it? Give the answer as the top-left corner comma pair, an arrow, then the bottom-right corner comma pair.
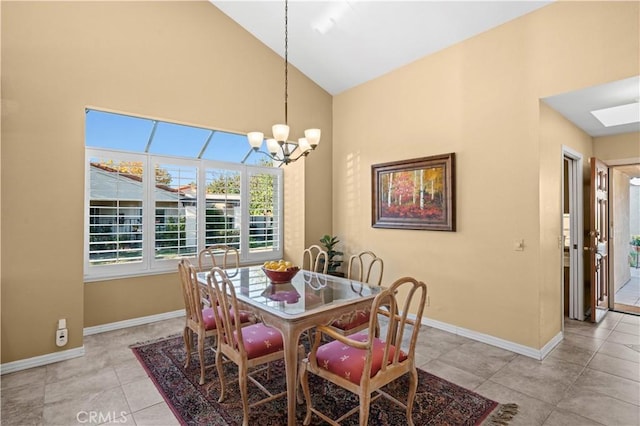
333,1 -> 638,349
593,132 -> 640,164
1,1 -> 332,363
3,0 -> 639,365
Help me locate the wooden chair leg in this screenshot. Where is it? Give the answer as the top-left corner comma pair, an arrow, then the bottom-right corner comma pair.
297,346 -> 306,405
238,363 -> 250,426
406,367 -> 418,426
198,332 -> 206,385
183,328 -> 192,368
215,349 -> 226,403
359,392 -> 372,426
300,366 -> 313,425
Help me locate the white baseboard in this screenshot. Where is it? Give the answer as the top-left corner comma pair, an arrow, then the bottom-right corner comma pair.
414,314 -> 563,360
1,346 -> 85,375
2,310 -> 562,375
83,309 -> 185,336
1,310 -> 186,375
539,330 -> 564,359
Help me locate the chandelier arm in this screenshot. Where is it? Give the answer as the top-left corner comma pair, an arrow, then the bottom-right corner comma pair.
286,149 -> 310,163
253,149 -> 287,163
240,147 -> 255,164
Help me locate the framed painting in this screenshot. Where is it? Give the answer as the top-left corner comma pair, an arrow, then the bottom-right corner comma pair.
371,153 -> 456,231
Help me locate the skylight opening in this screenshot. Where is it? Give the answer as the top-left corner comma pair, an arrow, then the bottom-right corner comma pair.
590,102 -> 640,127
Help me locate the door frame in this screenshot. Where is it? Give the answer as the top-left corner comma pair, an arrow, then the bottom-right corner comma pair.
607,161 -> 640,314
588,157 -> 610,323
563,146 -> 585,321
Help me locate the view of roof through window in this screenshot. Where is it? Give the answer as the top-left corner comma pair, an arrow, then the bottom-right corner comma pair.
85,109 -> 273,166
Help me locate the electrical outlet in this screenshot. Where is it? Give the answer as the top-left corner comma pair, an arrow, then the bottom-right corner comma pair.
56,328 -> 68,347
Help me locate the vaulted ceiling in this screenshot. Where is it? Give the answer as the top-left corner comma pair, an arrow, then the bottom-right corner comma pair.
211,1 -> 639,140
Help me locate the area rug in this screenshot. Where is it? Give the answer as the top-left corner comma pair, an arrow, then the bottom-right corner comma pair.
131,335 -> 517,426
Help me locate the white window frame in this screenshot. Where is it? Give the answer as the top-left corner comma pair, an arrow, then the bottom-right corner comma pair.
85,148 -> 283,281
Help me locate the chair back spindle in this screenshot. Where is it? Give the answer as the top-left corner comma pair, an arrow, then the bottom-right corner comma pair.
208,267 -> 247,357
347,250 -> 384,286
302,245 -> 328,274
199,245 -> 240,272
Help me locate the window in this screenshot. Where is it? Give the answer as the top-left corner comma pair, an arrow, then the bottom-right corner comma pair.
153,161 -> 198,261
87,152 -> 146,269
85,110 -> 283,280
205,168 -> 241,248
248,169 -> 281,254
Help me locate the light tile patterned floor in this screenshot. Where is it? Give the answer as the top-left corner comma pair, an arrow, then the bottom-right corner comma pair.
1,313 -> 639,425
615,268 -> 640,308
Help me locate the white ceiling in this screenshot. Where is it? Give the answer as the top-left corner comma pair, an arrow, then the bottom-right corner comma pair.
211,0 -> 551,95
211,1 -> 640,139
543,76 -> 640,138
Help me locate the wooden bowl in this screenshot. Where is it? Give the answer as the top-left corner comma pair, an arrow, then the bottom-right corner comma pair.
262,266 -> 300,284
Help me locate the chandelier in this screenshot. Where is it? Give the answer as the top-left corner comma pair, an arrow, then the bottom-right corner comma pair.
245,0 -> 321,165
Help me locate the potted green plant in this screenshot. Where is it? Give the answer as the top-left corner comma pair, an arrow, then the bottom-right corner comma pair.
319,234 -> 344,276
630,236 -> 640,268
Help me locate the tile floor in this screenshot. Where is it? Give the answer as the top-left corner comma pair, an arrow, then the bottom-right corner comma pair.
1,313 -> 639,425
615,268 -> 640,308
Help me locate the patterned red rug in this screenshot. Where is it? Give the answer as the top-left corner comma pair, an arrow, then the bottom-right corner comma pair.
131,335 -> 517,426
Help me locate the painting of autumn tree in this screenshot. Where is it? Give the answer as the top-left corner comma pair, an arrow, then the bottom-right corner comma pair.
372,153 -> 455,231
380,167 -> 446,220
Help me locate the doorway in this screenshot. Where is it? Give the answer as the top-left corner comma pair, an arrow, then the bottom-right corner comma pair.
562,147 -> 585,321
610,163 -> 640,314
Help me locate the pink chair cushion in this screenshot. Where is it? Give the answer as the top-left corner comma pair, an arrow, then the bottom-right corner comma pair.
234,323 -> 284,359
230,308 -> 253,324
202,307 -> 217,330
315,332 -> 407,385
202,307 -> 252,331
331,310 -> 370,331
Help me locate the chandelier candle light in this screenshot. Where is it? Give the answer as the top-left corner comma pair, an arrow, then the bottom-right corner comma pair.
245,0 -> 321,165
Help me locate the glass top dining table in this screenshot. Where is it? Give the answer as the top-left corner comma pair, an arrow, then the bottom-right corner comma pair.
196,265 -> 382,426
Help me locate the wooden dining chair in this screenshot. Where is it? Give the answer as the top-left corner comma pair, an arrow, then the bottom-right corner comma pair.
198,244 -> 240,272
347,251 -> 384,287
179,258 -> 255,385
178,258 -> 219,385
330,251 -> 384,336
300,276 -> 427,426
302,244 -> 328,274
208,267 -> 304,426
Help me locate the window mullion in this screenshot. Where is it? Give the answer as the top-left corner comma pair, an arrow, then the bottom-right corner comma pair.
240,165 -> 250,263
197,160 -> 207,252
143,155 -> 154,271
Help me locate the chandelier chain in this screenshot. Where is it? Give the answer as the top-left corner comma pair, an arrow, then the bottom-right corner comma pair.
284,0 -> 288,125
244,0 -> 319,166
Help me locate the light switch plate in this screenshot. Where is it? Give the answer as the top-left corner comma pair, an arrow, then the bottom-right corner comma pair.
514,239 -> 524,251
